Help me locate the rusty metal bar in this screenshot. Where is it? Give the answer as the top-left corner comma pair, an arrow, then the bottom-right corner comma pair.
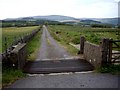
112,52 -> 120,54
111,40 -> 120,42
108,39 -> 112,63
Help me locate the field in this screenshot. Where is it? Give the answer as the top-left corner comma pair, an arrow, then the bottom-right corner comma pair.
1,26 -> 39,53
48,25 -> 120,54
2,26 -> 41,87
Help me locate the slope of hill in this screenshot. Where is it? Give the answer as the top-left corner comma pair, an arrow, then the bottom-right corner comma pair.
3,15 -> 119,26
95,18 -> 119,25
80,19 -> 101,25
79,18 -> 119,25
4,15 -> 77,22
33,15 -> 77,21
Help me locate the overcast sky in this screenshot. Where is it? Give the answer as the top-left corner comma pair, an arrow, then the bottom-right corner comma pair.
0,0 -> 119,20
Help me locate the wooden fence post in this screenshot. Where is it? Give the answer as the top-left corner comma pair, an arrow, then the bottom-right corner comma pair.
100,38 -> 110,66
14,36 -> 17,45
108,39 -> 112,63
80,36 -> 85,54
4,37 -> 7,57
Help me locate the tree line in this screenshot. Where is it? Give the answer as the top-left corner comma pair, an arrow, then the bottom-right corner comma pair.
91,24 -> 113,28
1,20 -> 66,27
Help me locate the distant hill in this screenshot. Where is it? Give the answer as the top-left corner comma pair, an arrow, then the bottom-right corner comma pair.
33,15 -> 78,21
80,19 -> 101,25
3,15 -> 119,26
94,18 -> 119,25
4,15 -> 78,22
81,18 -> 119,25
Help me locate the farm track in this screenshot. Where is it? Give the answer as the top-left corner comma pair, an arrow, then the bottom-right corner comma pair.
36,25 -> 72,60
23,25 -> 94,74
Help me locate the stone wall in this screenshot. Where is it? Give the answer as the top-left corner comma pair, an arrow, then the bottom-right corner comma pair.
2,26 -> 41,61
84,41 -> 102,67
10,43 -> 27,69
2,26 -> 41,68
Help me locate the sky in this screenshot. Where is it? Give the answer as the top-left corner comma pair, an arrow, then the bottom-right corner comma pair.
0,0 -> 119,20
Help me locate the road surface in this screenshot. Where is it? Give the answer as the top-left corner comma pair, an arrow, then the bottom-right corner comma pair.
23,25 -> 94,73
5,72 -> 119,88
36,25 -> 71,60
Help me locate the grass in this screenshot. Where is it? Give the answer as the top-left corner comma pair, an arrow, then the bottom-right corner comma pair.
48,25 -> 80,55
2,26 -> 39,53
27,30 -> 42,61
48,25 -> 120,74
48,25 -> 120,55
48,25 -> 119,44
2,26 -> 42,87
96,64 -> 120,75
2,68 -> 26,87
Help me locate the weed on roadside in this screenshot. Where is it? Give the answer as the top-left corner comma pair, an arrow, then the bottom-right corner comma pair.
2,68 -> 26,87
96,64 -> 120,75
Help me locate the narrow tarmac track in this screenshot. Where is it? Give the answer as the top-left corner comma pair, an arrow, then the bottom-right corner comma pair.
5,72 -> 119,88
36,25 -> 71,60
23,25 -> 94,73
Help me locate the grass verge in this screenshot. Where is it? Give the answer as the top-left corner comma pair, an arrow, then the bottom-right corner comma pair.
26,30 -> 42,61
2,27 -> 42,87
48,26 -> 79,55
48,25 -> 120,55
48,25 -> 120,74
95,64 -> 120,75
2,68 -> 26,87
48,25 -> 119,45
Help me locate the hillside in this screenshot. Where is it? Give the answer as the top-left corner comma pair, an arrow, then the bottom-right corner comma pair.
3,15 -> 119,26
4,15 -> 77,22
33,15 -> 77,21
95,18 -> 119,25
80,19 -> 101,25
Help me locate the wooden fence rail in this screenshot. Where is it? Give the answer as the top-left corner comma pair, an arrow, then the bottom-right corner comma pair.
108,40 -> 120,63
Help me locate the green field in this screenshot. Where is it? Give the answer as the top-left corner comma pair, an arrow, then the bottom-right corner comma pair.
1,26 -> 39,53
2,26 -> 41,87
48,25 -> 120,54
48,25 -> 119,44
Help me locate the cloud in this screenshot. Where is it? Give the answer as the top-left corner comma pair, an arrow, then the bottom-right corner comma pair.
65,0 -> 118,18
0,0 -> 118,19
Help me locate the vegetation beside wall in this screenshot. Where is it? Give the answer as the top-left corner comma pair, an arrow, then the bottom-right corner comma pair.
48,25 -> 119,45
91,24 -> 112,28
2,26 -> 39,53
2,26 -> 42,87
27,30 -> 42,61
96,64 -> 120,75
48,25 -> 120,74
2,68 -> 25,87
